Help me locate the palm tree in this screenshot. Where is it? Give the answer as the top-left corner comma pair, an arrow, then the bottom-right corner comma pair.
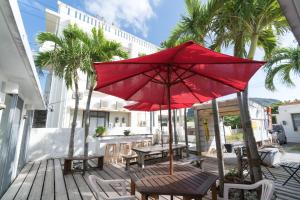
211,0 -> 288,183
264,47 -> 300,91
36,24 -> 89,158
162,0 -> 224,48
74,27 -> 128,170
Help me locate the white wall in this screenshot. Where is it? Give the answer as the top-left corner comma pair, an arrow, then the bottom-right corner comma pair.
277,104 -> 300,143
27,127 -> 152,161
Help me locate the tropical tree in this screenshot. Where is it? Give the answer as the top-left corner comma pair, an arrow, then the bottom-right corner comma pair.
265,47 -> 300,91
162,0 -> 224,48
211,0 -> 288,183
74,27 -> 128,170
36,24 -> 89,157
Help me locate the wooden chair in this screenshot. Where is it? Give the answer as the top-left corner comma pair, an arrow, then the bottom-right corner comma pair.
223,180 -> 274,200
89,175 -> 135,200
104,143 -> 118,164
119,142 -> 132,163
142,139 -> 152,147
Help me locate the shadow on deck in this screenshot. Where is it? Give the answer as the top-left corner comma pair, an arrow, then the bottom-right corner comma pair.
1,156 -> 299,200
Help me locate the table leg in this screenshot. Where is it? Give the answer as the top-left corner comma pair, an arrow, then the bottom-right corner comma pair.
179,148 -> 183,159
141,153 -> 145,169
63,159 -> 71,174
97,157 -> 103,170
211,183 -> 217,200
130,179 -> 135,195
151,194 -> 159,200
282,166 -> 300,186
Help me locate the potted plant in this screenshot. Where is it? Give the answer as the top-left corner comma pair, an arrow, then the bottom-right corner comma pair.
94,126 -> 106,137
224,143 -> 233,153
123,129 -> 130,136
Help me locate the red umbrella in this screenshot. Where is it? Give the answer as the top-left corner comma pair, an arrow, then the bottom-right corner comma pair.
125,102 -> 194,147
124,102 -> 193,111
94,41 -> 265,174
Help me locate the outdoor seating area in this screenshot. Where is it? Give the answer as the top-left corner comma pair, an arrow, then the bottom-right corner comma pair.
2,156 -> 300,200
2,0 -> 300,200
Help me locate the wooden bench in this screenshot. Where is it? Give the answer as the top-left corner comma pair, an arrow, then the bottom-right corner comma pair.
63,155 -> 104,174
123,151 -> 163,170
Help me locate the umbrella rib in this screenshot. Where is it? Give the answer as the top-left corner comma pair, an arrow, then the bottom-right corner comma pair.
125,69 -> 162,100
173,70 -> 203,103
171,64 -> 197,85
95,66 -> 160,90
142,72 -> 165,84
174,65 -> 243,91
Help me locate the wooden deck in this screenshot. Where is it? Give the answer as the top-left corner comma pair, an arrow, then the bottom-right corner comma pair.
1,157 -> 300,200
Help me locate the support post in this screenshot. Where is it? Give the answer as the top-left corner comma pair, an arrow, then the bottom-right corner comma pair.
194,109 -> 201,155
173,109 -> 178,144
212,99 -> 225,197
184,108 -> 189,157
160,106 -> 163,147
167,66 -> 173,175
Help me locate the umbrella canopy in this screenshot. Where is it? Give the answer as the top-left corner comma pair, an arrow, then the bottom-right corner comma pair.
94,41 -> 266,174
94,41 -> 265,105
124,102 -> 193,111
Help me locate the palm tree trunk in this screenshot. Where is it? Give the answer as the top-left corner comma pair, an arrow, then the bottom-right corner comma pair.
83,84 -> 94,172
68,74 -> 79,158
212,99 -> 225,197
242,33 -> 262,182
242,87 -> 262,182
237,92 -> 255,182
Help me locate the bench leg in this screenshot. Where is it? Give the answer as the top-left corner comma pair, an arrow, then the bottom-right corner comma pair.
211,183 -> 217,200
64,159 -> 72,174
97,157 -> 103,170
131,179 -> 136,195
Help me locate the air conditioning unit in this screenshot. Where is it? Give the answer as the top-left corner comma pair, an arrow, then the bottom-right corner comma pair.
72,92 -> 83,100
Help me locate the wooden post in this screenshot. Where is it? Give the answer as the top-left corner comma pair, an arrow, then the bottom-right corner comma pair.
160,106 -> 163,147
173,109 -> 178,144
167,66 -> 173,175
194,110 -> 202,156
212,99 -> 225,197
184,108 -> 189,157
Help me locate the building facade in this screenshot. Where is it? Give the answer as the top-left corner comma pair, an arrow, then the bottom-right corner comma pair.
0,0 -> 45,196
192,98 -> 274,154
277,102 -> 300,143
42,1 -> 165,133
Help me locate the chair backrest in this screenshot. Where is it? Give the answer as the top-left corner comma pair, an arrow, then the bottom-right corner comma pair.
89,175 -> 107,200
258,180 -> 275,200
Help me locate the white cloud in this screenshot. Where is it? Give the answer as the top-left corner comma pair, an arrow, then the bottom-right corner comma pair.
83,0 -> 161,37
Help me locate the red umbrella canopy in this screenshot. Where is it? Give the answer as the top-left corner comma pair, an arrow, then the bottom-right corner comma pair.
124,102 -> 193,111
94,41 -> 265,105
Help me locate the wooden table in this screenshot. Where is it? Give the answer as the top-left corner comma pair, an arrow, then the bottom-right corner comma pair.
132,144 -> 187,168
131,171 -> 218,200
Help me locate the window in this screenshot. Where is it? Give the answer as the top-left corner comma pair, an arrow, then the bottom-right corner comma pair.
291,113 -> 300,131
83,111 -> 109,128
67,7 -> 70,15
75,11 -> 77,18
87,17 -> 89,23
79,13 -> 81,20
83,15 -> 86,22
91,18 -> 93,24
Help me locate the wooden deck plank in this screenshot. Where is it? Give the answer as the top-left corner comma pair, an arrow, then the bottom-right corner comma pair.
73,174 -> 96,200
64,174 -> 82,200
14,162 -> 40,200
54,159 -> 68,200
28,160 -> 47,200
42,159 -> 55,200
0,162 -> 34,200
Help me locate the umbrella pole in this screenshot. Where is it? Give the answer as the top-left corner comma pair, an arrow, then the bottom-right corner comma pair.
160,105 -> 163,147
167,68 -> 173,175
184,108 -> 189,157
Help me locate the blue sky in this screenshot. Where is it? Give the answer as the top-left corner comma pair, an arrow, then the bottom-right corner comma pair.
18,0 -> 300,101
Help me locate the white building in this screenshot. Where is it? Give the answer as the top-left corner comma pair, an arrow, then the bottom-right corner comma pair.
192,98 -> 275,154
277,102 -> 300,143
0,0 -> 45,196
42,1 -> 164,133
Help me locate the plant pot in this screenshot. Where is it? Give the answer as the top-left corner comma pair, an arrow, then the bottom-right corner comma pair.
224,143 -> 233,153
